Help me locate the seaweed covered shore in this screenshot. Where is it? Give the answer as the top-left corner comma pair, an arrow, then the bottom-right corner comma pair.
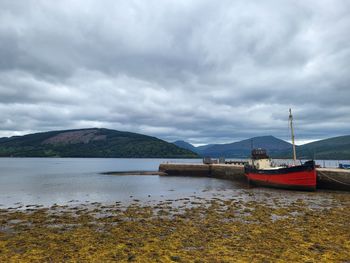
0,191 -> 349,262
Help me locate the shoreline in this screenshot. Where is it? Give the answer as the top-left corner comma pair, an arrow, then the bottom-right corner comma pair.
0,189 -> 349,262
102,171 -> 167,176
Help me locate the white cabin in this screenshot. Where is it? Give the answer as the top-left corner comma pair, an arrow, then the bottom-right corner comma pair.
249,148 -> 272,170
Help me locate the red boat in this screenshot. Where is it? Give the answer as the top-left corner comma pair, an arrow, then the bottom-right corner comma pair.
244,149 -> 316,191
244,109 -> 316,191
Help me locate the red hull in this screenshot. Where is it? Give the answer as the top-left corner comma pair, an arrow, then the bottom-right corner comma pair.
245,162 -> 317,191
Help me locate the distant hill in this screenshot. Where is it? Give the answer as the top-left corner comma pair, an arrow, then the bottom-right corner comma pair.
280,135 -> 350,160
200,136 -> 292,158
173,135 -> 350,160
173,140 -> 198,153
0,128 -> 199,158
196,144 -> 215,154
173,136 -> 292,158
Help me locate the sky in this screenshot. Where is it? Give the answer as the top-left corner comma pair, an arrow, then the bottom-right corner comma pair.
0,0 -> 349,145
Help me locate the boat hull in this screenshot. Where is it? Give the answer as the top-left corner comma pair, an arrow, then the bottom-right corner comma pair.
244,161 -> 316,191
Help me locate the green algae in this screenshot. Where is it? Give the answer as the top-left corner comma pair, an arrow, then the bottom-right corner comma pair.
0,192 -> 349,262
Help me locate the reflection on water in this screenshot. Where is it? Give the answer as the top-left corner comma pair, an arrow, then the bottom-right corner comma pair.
0,158 -> 226,208
0,158 -> 347,208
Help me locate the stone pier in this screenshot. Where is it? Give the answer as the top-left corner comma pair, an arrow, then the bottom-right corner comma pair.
159,163 -> 350,191
159,163 -> 245,181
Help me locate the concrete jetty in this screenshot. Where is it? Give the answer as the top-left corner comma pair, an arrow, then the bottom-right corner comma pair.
159,163 -> 245,181
159,163 -> 350,191
316,168 -> 350,191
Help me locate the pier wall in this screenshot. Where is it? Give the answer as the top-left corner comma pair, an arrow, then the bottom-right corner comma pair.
159,163 -> 211,177
159,163 -> 350,191
317,168 -> 350,191
159,163 -> 245,181
209,164 -> 246,181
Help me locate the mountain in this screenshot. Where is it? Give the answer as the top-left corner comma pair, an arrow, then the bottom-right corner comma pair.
172,141 -> 216,155
173,136 -> 292,158
0,128 -> 199,158
196,144 -> 215,154
200,136 -> 292,158
173,135 -> 350,160
283,135 -> 350,160
173,140 -> 198,153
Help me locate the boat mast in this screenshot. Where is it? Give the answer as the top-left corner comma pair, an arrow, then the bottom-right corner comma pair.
289,108 -> 297,164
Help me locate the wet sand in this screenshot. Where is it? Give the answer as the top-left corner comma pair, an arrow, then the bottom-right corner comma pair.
0,190 -> 349,262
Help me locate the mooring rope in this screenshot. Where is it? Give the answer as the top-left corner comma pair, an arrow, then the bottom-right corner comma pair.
318,170 -> 350,186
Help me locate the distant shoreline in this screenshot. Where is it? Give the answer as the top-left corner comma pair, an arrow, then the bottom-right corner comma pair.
102,171 -> 167,176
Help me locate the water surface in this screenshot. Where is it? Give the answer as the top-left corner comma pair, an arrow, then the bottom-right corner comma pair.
0,158 -> 346,209
0,158 -> 234,208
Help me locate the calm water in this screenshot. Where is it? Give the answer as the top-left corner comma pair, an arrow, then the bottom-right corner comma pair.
0,158 -> 238,208
0,158 -> 347,208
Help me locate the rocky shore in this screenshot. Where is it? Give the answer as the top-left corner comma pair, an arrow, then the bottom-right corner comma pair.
0,191 -> 349,262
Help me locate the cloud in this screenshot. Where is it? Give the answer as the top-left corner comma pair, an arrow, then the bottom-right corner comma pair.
0,0 -> 349,145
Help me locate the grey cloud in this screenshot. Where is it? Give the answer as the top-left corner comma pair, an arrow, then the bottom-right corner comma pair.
0,0 -> 349,145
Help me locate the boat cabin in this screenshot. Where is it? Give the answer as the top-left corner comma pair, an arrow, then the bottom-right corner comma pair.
251,148 -> 269,159
249,148 -> 271,169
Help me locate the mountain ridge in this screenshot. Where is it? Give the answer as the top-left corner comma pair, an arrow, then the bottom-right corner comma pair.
173,135 -> 350,159
174,135 -> 292,158
0,128 -> 199,158
280,135 -> 350,160
172,140 -> 198,153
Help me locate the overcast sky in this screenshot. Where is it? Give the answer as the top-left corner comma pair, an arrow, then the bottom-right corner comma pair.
0,0 -> 349,145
